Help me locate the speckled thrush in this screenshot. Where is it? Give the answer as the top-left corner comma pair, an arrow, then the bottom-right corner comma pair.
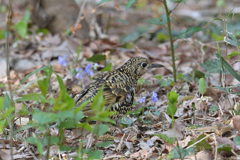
74,57 -> 164,123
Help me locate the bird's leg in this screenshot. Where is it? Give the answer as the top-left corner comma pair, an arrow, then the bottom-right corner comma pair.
116,120 -> 123,133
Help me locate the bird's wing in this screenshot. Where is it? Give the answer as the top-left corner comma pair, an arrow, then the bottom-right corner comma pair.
74,78 -> 136,109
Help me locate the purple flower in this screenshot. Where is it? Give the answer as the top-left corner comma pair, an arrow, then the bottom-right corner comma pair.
58,55 -> 68,67
84,64 -> 94,76
152,91 -> 158,103
76,68 -> 84,79
139,97 -> 146,103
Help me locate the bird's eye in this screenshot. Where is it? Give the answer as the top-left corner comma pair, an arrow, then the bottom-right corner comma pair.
141,62 -> 147,68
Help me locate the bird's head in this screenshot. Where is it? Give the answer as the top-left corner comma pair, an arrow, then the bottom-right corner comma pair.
120,57 -> 164,79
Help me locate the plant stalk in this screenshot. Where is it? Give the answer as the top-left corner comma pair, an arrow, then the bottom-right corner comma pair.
163,0 -> 176,82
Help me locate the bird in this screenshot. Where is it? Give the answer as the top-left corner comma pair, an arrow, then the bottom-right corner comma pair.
74,56 -> 164,128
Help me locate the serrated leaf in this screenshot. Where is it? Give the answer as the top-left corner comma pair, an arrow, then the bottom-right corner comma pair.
87,55 -> 106,62
200,59 -> 223,73
179,26 -> 205,38
33,111 -> 57,125
101,63 -> 112,72
16,93 -> 46,102
199,78 -> 206,95
97,0 -> 111,5
144,15 -> 168,26
126,0 -> 135,9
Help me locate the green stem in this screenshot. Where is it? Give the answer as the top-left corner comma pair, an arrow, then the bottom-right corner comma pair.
163,0 -> 176,82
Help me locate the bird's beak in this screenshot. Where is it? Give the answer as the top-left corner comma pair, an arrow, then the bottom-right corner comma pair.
151,63 -> 164,68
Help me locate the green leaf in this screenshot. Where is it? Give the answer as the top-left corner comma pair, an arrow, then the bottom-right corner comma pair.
56,110 -> 74,121
156,33 -> 168,42
36,28 -> 49,35
170,0 -> 186,4
167,90 -> 178,104
91,86 -> 105,111
96,141 -> 113,147
179,26 -> 205,38
15,21 -> 28,38
93,124 -> 109,136
123,32 -> 139,42
138,78 -> 145,84
77,43 -> 82,59
0,97 -> 4,110
214,17 -> 223,21
187,134 -> 212,151
217,144 -> 232,153
226,51 -> 240,58
19,66 -> 48,86
171,147 -> 194,159
200,59 -> 223,73
220,56 -> 240,82
176,73 -> 182,79
167,102 -> 177,117
26,137 -> 43,155
194,70 -> 205,79
160,79 -> 173,87
16,93 -> 46,102
38,67 -> 53,97
87,55 -> 106,62
126,0 -> 135,9
153,74 -> 162,80
97,0 -> 111,5
77,122 -> 92,132
0,30 -> 6,40
101,63 -> 112,72
144,15 -> 168,26
121,117 -> 133,126
173,43 -> 179,50
226,8 -> 234,21
155,133 -> 175,144
233,136 -> 240,145
22,10 -> 31,23
89,150 -> 103,159
33,111 -> 57,125
209,106 -> 218,112
199,78 -> 206,95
